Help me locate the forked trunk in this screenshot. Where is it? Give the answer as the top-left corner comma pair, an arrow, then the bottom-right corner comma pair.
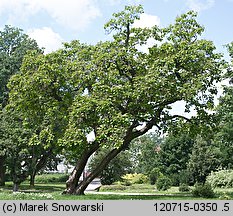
63,159 -> 88,195
63,142 -> 100,195
67,143 -> 129,195
64,120 -> 153,195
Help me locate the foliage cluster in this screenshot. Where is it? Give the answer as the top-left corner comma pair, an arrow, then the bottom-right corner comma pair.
121,173 -> 149,185
149,168 -> 163,185
206,169 -> 233,188
156,176 -> 172,191
178,184 -> 190,192
191,183 -> 215,198
187,136 -> 221,183
33,173 -> 69,184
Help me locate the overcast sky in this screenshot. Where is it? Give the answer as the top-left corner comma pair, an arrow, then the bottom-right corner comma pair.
0,0 -> 232,56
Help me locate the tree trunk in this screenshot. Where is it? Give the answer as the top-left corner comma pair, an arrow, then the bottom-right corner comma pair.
63,142 -> 100,195
29,148 -> 53,188
63,154 -> 89,195
30,172 -> 36,188
69,136 -> 132,195
0,156 -> 6,186
74,147 -> 124,195
64,118 -> 157,195
13,183 -> 19,192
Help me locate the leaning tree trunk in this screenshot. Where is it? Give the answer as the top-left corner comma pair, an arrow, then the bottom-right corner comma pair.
67,136 -> 133,195
74,146 -> 124,195
0,156 -> 6,186
64,154 -> 90,195
63,142 -> 100,195
64,117 -> 157,195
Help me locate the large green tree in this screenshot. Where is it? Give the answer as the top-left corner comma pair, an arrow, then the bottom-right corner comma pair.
214,87 -> 233,168
0,26 -> 40,186
7,6 -> 226,195
130,133 -> 162,174
158,132 -> 194,184
187,136 -> 221,183
213,43 -> 233,168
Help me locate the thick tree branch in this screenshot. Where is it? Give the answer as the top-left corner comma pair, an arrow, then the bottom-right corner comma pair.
168,114 -> 192,122
125,23 -> 130,47
131,116 -> 158,139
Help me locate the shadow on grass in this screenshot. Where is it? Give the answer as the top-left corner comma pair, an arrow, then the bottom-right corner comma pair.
1,182 -> 65,193
1,183 -> 233,200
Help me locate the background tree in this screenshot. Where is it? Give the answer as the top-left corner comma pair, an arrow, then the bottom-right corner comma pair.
214,87 -> 233,169
213,43 -> 233,169
0,25 -> 40,107
89,148 -> 132,185
0,26 -> 40,186
157,132 -> 194,185
130,132 -> 162,174
7,6 -> 226,195
187,136 -> 221,183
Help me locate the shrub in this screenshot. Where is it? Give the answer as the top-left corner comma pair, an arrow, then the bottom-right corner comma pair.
149,168 -> 163,185
156,176 -> 172,191
218,193 -> 231,200
131,173 -> 149,184
179,170 -> 194,185
179,184 -> 190,192
121,173 -> 149,185
35,173 -> 69,183
191,183 -> 215,198
99,185 -> 127,191
206,169 -> 233,188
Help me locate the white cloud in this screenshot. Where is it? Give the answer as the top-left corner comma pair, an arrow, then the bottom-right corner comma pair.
186,0 -> 215,12
136,38 -> 158,54
133,13 -> 160,28
0,0 -> 101,31
133,13 -> 160,53
27,27 -> 63,54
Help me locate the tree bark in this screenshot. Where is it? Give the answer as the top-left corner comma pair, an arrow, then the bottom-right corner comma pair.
29,148 -> 53,187
29,172 -> 36,188
13,183 -> 19,192
0,156 -> 6,186
74,146 -> 126,195
63,141 -> 100,195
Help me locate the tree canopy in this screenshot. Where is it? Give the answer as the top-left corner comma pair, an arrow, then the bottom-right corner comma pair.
0,25 -> 41,186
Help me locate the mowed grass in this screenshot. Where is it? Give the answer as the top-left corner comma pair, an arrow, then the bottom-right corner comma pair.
0,182 -> 233,200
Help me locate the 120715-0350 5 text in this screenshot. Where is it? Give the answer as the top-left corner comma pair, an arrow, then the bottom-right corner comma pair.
154,202 -> 230,212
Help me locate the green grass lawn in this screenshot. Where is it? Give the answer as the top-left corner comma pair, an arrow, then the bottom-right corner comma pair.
0,182 -> 233,200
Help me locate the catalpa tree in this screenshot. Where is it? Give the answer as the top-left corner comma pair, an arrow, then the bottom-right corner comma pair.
8,5 -> 226,195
